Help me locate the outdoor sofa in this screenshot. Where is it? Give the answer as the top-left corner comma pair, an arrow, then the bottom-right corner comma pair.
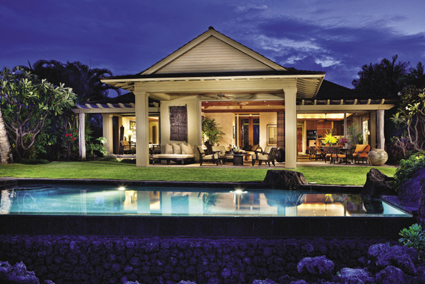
151,143 -> 195,165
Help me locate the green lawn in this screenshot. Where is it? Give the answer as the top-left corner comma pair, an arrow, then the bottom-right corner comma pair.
0,161 -> 398,185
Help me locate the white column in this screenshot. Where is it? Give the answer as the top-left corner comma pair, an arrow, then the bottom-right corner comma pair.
134,90 -> 150,166
284,86 -> 297,169
78,113 -> 86,160
377,109 -> 385,149
370,111 -> 377,148
195,99 -> 202,162
343,113 -> 347,137
102,114 -> 113,154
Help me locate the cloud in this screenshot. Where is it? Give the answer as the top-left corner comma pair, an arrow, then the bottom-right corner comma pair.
2,0 -> 425,90
227,14 -> 425,88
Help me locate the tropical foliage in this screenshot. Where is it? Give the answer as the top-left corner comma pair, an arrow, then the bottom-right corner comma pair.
352,55 -> 408,98
391,86 -> 425,156
392,151 -> 425,191
0,60 -> 121,161
323,131 -> 337,145
399,223 -> 425,260
0,67 -> 76,160
201,116 -> 225,145
347,124 -> 363,145
21,60 -> 120,103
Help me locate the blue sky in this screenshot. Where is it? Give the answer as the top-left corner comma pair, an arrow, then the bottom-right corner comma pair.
1,0 -> 425,89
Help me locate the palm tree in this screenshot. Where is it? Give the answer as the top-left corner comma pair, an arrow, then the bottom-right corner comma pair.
22,60 -> 120,102
406,62 -> 425,88
352,55 -> 408,98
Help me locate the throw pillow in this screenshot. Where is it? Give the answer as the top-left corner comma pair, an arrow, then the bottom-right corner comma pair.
165,143 -> 173,154
173,143 -> 182,154
181,144 -> 188,154
186,143 -> 193,154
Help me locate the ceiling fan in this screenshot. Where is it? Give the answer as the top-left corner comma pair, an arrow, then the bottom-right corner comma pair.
203,93 -> 233,100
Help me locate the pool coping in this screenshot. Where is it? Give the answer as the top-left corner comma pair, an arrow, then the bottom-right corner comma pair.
1,177 -> 363,191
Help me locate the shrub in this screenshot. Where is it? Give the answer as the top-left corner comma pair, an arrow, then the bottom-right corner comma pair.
392,151 -> 425,191
19,158 -> 50,164
399,223 -> 425,260
119,159 -> 136,164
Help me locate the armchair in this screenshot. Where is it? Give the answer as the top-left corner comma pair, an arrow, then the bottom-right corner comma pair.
352,144 -> 371,164
120,140 -> 135,154
197,146 -> 218,166
252,147 -> 276,166
211,146 -> 233,164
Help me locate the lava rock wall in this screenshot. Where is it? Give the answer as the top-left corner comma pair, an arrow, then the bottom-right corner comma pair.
0,235 -> 397,284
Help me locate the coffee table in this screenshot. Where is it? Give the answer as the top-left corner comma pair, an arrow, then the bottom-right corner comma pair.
233,153 -> 249,165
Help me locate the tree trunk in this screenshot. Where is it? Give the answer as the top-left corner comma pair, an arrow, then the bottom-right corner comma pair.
0,109 -> 11,164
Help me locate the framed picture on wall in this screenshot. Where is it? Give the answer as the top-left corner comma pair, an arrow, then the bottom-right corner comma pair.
267,124 -> 277,146
129,121 -> 136,141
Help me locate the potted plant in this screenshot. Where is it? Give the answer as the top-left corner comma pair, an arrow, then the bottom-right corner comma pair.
339,137 -> 349,148
323,131 -> 338,145
201,116 -> 225,145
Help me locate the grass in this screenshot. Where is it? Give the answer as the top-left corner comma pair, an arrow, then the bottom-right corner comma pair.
0,160 -> 398,185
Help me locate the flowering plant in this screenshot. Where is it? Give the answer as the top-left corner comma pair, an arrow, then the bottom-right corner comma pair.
339,137 -> 349,144
323,131 -> 337,145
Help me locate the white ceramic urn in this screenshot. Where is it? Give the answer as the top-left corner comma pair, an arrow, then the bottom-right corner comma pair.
368,149 -> 388,166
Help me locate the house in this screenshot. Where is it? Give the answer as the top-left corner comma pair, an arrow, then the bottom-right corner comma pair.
72,27 -> 395,168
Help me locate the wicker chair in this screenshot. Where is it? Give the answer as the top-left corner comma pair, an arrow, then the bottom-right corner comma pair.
252,147 -> 276,166
212,146 -> 233,164
352,144 -> 371,164
197,146 -> 218,166
323,146 -> 339,163
309,146 -> 323,160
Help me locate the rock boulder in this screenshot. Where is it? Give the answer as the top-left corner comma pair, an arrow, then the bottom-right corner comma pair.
264,170 -> 307,190
0,261 -> 40,284
361,168 -> 395,198
368,243 -> 418,276
339,268 -> 375,284
297,255 -> 334,280
398,168 -> 425,206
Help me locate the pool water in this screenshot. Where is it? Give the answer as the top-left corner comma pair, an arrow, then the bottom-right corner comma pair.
0,184 -> 409,217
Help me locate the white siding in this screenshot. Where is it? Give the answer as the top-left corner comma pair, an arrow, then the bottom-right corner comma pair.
155,37 -> 273,74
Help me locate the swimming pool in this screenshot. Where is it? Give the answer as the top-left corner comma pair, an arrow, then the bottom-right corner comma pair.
0,183 -> 409,217
0,180 -> 414,238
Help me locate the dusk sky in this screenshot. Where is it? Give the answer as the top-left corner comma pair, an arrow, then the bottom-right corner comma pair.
2,0 -> 425,90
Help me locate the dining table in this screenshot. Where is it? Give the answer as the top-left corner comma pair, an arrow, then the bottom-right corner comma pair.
320,146 -> 352,164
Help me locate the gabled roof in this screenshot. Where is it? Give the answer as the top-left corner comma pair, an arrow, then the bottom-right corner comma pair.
141,26 -> 287,75
101,27 -> 325,98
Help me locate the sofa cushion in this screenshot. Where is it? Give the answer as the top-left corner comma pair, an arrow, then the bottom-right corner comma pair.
173,143 -> 182,154
182,144 -> 193,154
165,143 -> 173,154
153,154 -> 195,159
354,144 -> 367,153
243,145 -> 252,151
251,144 -> 260,151
212,146 -> 226,155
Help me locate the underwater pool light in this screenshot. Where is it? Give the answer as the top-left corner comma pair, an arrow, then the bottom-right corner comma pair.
118,186 -> 126,191
231,189 -> 247,194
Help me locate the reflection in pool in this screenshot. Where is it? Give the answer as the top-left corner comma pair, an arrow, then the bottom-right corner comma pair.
0,184 -> 409,217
